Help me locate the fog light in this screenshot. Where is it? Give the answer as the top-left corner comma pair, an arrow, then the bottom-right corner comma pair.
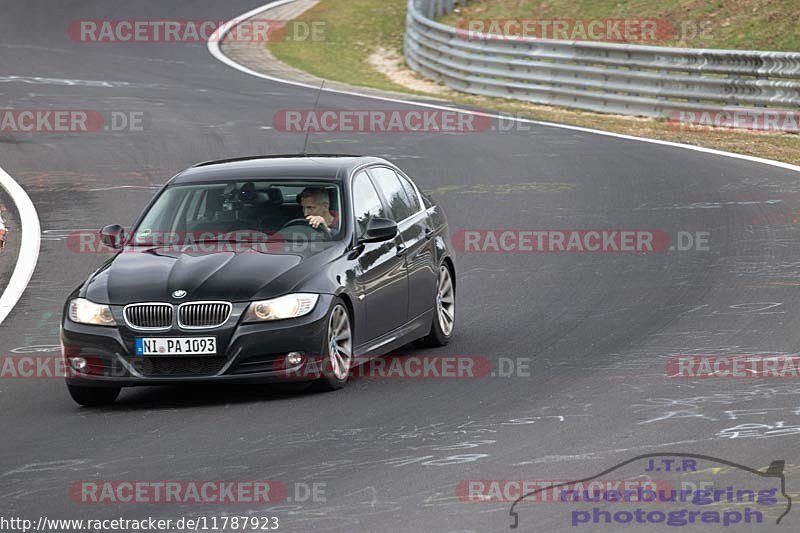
286,352 -> 304,365
70,357 -> 87,371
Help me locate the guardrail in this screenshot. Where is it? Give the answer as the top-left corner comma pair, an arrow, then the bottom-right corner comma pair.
404,0 -> 800,131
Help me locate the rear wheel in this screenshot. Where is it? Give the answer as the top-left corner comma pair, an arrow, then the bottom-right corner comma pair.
67,384 -> 121,406
314,300 -> 353,391
418,264 -> 455,347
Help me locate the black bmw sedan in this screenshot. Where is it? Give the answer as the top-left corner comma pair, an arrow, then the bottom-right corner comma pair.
61,155 -> 456,405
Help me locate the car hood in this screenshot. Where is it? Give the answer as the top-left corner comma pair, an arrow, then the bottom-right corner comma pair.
83,243 -> 344,305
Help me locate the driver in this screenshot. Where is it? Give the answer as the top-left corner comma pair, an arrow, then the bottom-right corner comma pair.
298,187 -> 339,232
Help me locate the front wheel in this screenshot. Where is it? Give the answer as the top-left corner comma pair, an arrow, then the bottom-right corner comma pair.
67,384 -> 121,406
314,299 -> 353,391
418,264 -> 455,347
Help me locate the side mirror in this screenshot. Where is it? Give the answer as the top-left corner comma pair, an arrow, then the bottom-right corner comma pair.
359,217 -> 398,243
100,224 -> 125,249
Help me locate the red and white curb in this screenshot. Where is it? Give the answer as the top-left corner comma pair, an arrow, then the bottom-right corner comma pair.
0,166 -> 41,325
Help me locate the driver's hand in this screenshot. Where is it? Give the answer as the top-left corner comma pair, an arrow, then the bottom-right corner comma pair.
306,215 -> 328,230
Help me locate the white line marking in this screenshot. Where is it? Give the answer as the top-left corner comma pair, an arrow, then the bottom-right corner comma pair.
207,0 -> 800,175
0,166 -> 41,326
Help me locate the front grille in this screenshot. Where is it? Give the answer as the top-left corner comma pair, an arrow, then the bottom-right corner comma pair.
178,302 -> 232,329
134,356 -> 227,377
124,303 -> 173,330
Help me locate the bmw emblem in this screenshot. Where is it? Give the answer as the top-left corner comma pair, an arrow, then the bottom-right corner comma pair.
172,290 -> 187,299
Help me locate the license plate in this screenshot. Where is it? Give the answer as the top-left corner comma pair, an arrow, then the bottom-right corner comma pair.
135,337 -> 217,356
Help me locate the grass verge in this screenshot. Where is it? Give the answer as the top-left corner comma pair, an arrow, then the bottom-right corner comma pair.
440,0 -> 800,51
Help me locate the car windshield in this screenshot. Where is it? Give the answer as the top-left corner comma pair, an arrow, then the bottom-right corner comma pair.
130,179 -> 345,245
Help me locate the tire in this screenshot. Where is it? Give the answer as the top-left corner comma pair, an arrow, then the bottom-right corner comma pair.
418,263 -> 455,347
314,298 -> 353,391
67,384 -> 121,406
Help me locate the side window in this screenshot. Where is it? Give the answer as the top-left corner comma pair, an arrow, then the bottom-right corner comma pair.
397,174 -> 421,213
352,171 -> 385,235
369,167 -> 415,222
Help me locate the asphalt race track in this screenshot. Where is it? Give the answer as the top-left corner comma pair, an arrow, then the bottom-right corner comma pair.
2,1 -> 800,532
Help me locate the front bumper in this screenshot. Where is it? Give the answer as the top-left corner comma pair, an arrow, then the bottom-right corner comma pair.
62,295 -> 334,387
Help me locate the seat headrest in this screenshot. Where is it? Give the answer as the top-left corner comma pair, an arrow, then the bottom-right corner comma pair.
265,188 -> 283,205
239,182 -> 257,202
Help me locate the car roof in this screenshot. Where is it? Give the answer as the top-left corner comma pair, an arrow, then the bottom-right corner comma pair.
169,155 -> 393,184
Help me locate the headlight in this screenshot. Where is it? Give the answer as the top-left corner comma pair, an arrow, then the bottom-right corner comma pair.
243,293 -> 319,322
69,298 -> 116,326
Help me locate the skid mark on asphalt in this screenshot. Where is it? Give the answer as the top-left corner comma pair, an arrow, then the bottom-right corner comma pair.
41,229 -> 101,241
511,437 -> 717,466
634,199 -> 783,210
0,414 -> 581,490
0,74 -> 200,91
12,170 -> 162,192
425,182 -> 576,196
0,76 -> 134,88
631,385 -> 800,431
717,421 -> 800,439
87,185 -> 160,192
3,459 -> 90,476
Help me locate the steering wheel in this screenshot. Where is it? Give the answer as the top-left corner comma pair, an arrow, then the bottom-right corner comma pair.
281,218 -> 326,230
277,218 -> 330,241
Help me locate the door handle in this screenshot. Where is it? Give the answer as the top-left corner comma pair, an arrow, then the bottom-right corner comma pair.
396,244 -> 407,257
424,228 -> 434,240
